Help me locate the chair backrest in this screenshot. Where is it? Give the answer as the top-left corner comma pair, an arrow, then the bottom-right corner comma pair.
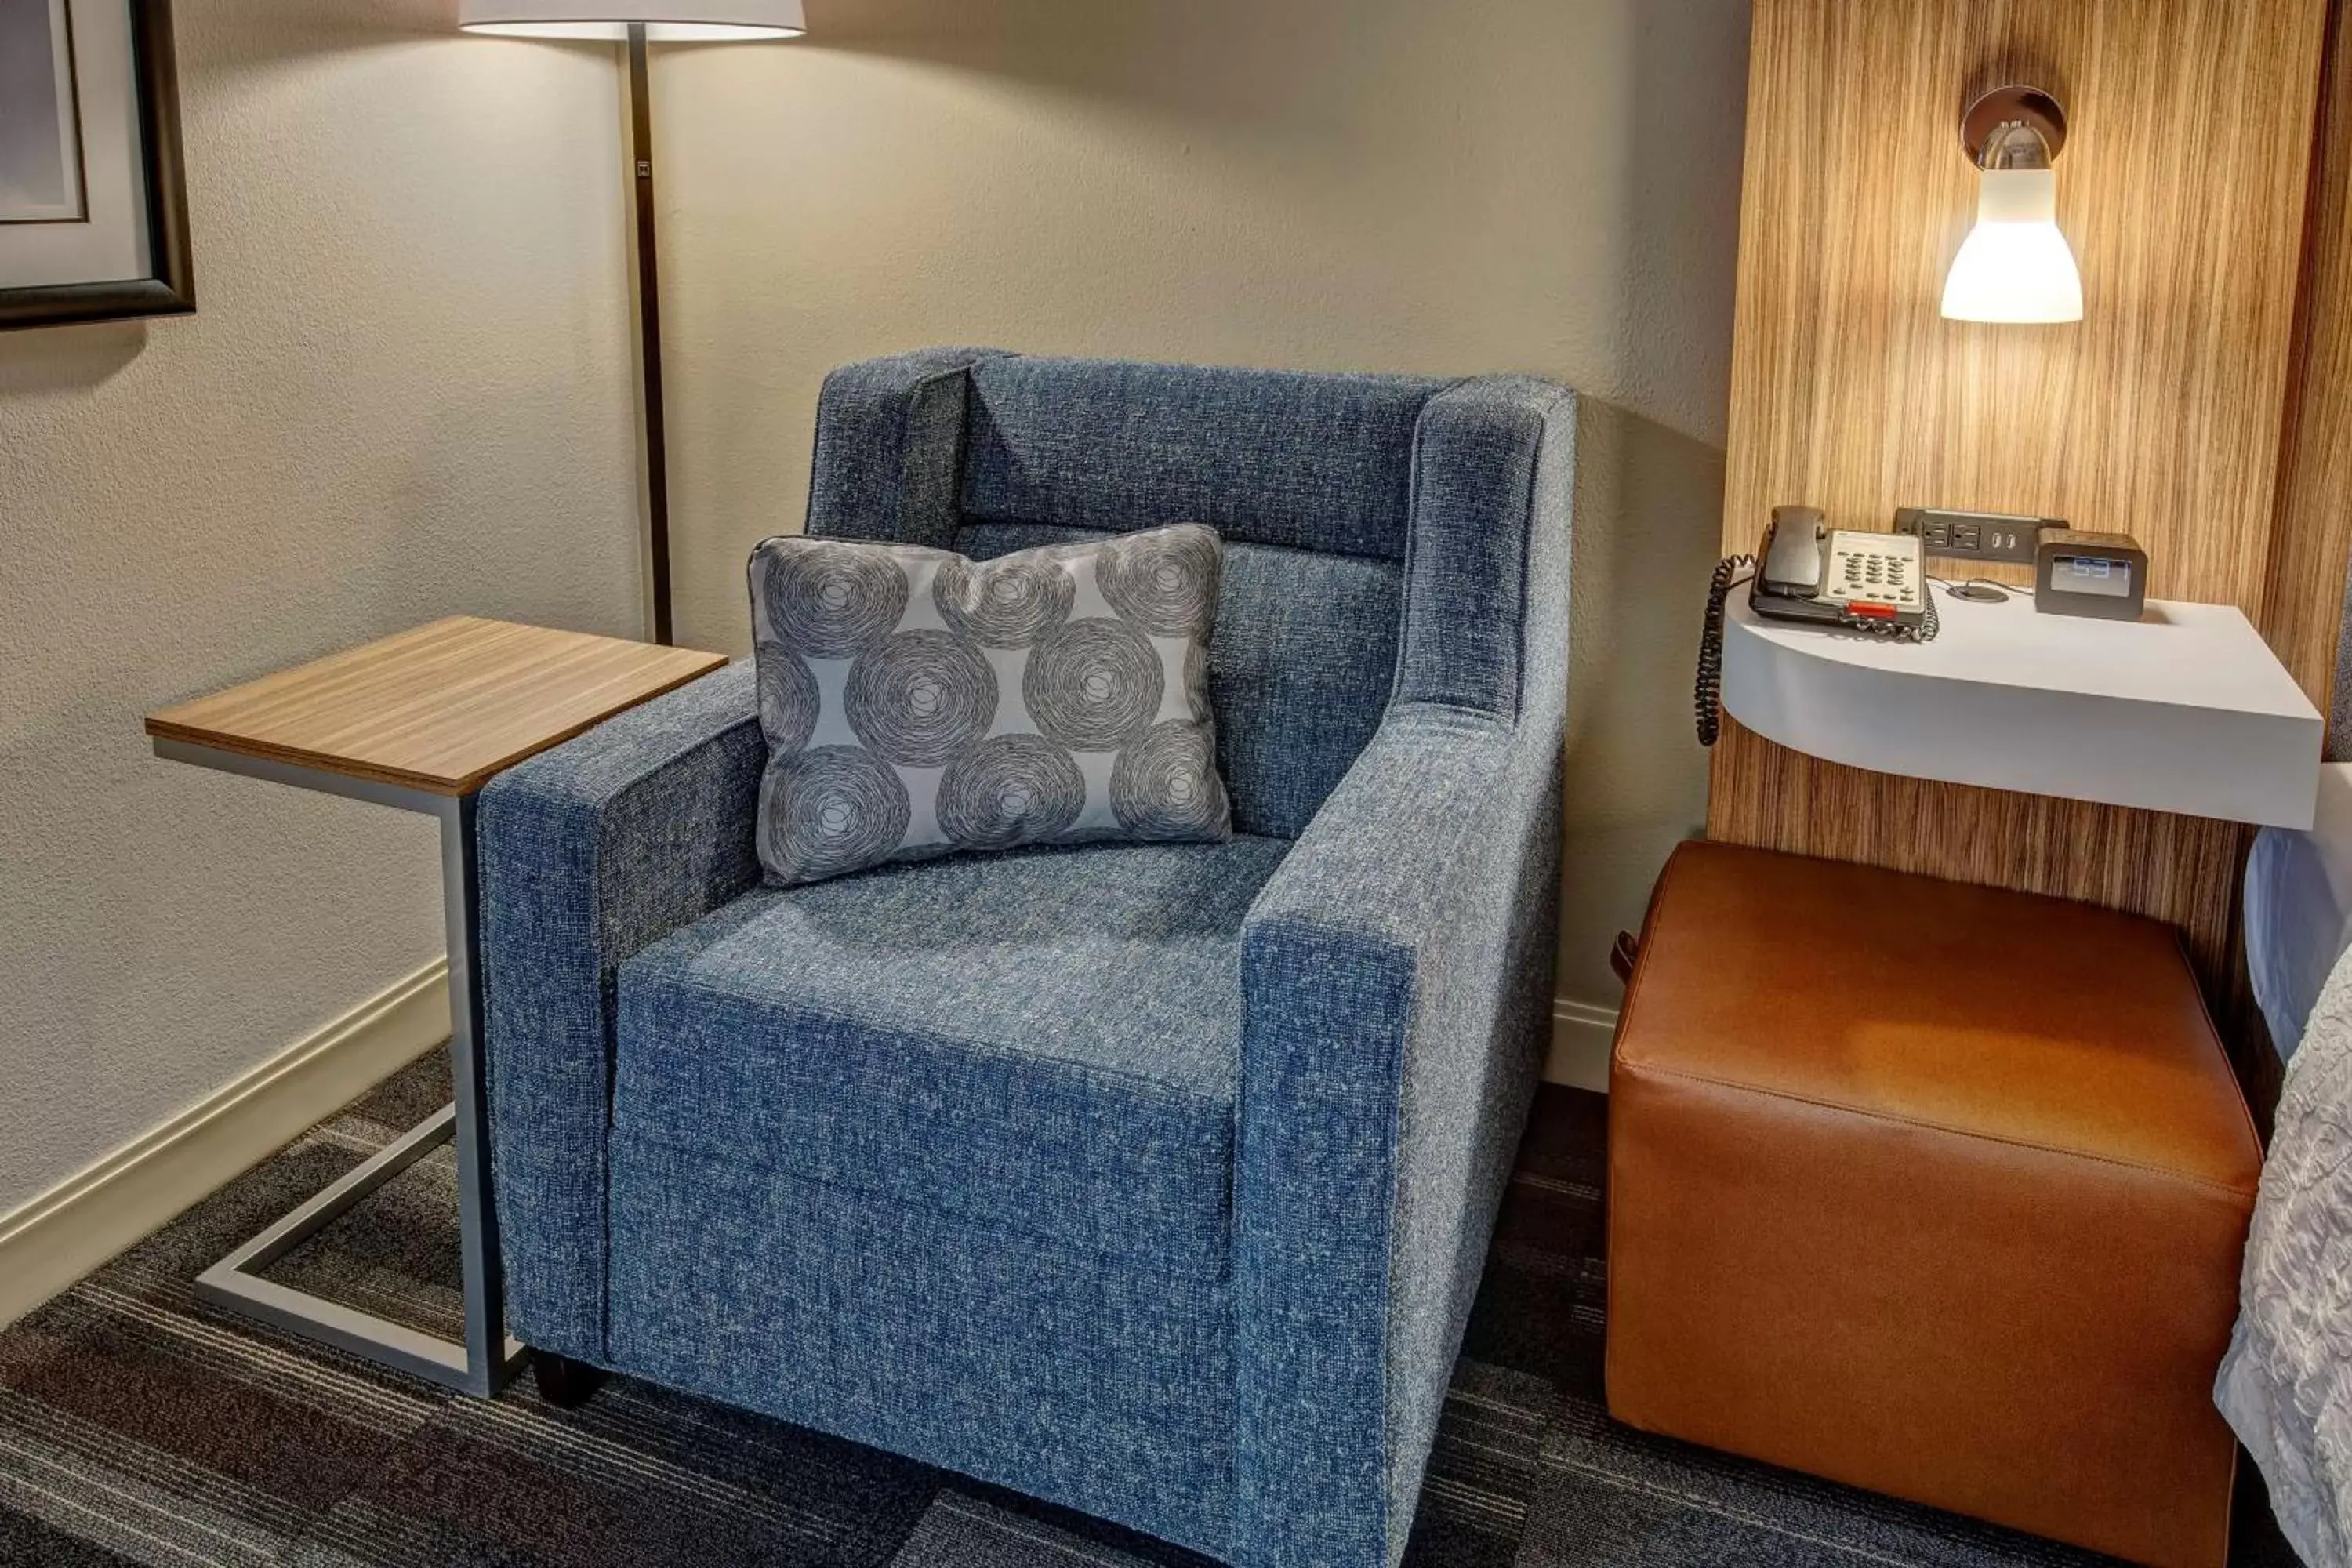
804,349 -> 1572,838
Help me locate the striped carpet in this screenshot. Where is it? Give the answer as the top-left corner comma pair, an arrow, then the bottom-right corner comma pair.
0,1058 -> 2298,1567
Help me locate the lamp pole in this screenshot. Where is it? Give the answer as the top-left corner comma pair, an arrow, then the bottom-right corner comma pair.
626,24 -> 676,645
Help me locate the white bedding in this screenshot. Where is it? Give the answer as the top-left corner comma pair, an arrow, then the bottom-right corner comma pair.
2217,934 -> 2352,1566
2246,763 -> 2352,1061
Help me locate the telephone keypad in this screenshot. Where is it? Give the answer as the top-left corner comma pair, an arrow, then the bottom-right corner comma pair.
1822,531 -> 1924,612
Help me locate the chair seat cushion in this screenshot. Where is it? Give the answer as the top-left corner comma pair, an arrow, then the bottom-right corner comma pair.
613,836 -> 1290,1277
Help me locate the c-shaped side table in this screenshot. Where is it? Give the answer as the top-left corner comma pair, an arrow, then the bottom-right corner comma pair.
146,617 -> 726,1396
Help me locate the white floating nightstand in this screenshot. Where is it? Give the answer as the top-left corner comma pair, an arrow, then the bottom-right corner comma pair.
1722,590 -> 2323,829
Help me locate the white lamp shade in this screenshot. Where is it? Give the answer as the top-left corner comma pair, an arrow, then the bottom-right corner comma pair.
459,0 -> 804,40
1940,168 -> 2085,325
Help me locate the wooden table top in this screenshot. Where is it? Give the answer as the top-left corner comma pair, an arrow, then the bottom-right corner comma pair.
146,616 -> 729,796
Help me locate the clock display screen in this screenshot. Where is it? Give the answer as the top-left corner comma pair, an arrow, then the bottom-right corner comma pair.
2050,555 -> 2132,599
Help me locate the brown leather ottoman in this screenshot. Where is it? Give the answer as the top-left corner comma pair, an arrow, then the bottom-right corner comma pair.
1606,842 -> 2263,1568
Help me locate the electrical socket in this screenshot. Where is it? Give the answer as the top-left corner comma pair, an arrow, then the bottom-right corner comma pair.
1893,508 -> 2054,564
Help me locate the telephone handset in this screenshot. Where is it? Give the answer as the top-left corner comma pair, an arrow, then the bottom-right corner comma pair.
1695,506 -> 1938,746
1761,507 -> 1830,594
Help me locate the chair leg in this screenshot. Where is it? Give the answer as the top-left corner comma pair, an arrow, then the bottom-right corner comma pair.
531,1351 -> 609,1410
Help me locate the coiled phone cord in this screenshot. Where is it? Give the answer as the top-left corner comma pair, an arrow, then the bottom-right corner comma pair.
1695,554 -> 1754,747
1694,557 -> 1943,747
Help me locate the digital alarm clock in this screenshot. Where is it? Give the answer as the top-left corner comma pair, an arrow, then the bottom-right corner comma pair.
2034,530 -> 2148,622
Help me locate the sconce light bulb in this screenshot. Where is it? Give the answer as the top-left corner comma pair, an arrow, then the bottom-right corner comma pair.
1941,166 -> 2085,325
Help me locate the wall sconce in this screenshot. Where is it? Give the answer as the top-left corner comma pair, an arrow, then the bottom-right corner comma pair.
1940,85 -> 2085,325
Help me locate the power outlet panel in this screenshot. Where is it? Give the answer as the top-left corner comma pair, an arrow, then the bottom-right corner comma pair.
1893,508 -> 2053,564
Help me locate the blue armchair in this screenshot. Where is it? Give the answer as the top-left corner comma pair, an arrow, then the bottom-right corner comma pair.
479,350 -> 1573,1567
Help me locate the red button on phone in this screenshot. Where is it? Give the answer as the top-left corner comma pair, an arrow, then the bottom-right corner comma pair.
1847,602 -> 1896,619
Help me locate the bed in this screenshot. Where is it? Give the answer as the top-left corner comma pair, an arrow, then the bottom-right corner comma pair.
2216,624 -> 2352,1566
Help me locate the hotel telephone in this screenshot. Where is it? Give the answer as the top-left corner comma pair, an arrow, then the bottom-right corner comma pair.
1695,507 -> 1937,745
1754,506 -> 1930,630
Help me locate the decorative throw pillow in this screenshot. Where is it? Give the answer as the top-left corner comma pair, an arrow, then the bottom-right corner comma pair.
748,523 -> 1233,887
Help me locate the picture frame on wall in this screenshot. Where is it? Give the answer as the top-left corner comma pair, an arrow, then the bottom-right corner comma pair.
0,0 -> 192,332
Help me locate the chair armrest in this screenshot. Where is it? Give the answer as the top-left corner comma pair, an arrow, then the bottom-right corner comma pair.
1234,702 -> 1560,1566
1243,704 -> 1519,949
477,660 -> 764,1361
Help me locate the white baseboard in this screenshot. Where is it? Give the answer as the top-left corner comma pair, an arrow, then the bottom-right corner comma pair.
0,960 -> 450,1332
1545,997 -> 1619,1093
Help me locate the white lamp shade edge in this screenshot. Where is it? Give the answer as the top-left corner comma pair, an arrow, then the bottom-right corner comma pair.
459,0 -> 804,37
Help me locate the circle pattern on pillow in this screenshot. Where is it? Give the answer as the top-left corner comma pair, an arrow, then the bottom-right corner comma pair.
1025,618 -> 1163,752
845,629 -> 997,766
762,542 -> 907,657
746,523 -> 1232,888
762,746 -> 912,882
757,641 -> 820,755
1112,720 -> 1230,840
938,735 -> 1087,850
1099,525 -> 1221,638
935,554 -> 1075,648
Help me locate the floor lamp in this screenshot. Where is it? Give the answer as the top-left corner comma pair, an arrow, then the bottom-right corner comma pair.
458,2 -> 807,646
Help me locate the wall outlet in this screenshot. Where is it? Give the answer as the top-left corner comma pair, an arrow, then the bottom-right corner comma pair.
1893,508 -> 2054,564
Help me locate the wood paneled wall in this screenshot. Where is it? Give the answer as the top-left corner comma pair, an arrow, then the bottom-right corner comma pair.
1710,0 -> 2339,991
2262,0 -> 2352,716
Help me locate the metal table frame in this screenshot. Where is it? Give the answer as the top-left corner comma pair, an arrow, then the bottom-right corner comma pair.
154,737 -> 526,1396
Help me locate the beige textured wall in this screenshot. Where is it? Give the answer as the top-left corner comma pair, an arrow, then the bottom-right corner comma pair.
0,2 -> 641,1215
652,0 -> 1751,1029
